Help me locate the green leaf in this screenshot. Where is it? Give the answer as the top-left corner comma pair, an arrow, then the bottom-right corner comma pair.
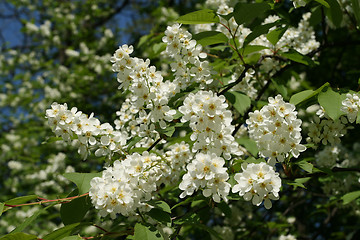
172,111 -> 183,120
289,82 -> 330,105
231,160 -> 243,172
60,189 -> 92,225
0,202 -> 4,216
153,43 -> 166,55
219,13 -> 233,21
157,126 -> 175,137
351,0 -> 360,29
5,195 -> 38,205
287,177 -> 311,189
42,136 -> 63,144
318,87 -> 345,120
216,201 -> 232,218
341,190 -> 360,205
127,136 -> 143,151
316,167 -> 334,175
0,203 -> 5,216
63,172 -> 102,195
314,0 -> 330,8
147,200 -> 171,213
60,237 -> 82,240
191,199 -> 207,208
356,109 -> 360,124
271,79 -> 288,98
325,0 -> 343,28
43,223 -> 83,240
0,233 -> 37,240
173,212 -> 200,225
278,49 -> 315,66
133,223 -> 164,240
244,52 -> 261,65
290,90 -> 315,105
295,177 -> 311,186
243,21 -> 282,47
245,157 -> 266,164
236,138 -> 259,156
266,26 -> 288,45
193,31 -> 228,46
309,6 -> 323,26
242,45 -> 269,55
171,196 -> 203,210
11,203 -> 56,233
233,2 -> 270,25
129,147 -> 148,154
138,34 -> 151,48
146,208 -> 171,225
224,91 -> 251,115
177,9 -> 219,24
296,160 -> 313,173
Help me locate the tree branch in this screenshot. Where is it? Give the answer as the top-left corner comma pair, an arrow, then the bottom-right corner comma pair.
4,193 -> 89,208
219,65 -> 251,95
284,167 -> 360,181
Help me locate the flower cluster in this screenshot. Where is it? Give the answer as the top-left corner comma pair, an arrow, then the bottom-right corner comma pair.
246,95 -> 306,165
111,44 -> 177,129
162,23 -> 213,88
315,143 -> 359,169
114,98 -> 160,148
279,234 -> 297,240
197,1 -> 319,76
179,90 -> 242,158
89,152 -> 164,218
179,152 -> 231,203
248,13 -> 319,75
253,13 -> 319,56
341,93 -> 360,123
307,107 -> 348,146
315,145 -> 340,168
232,162 -> 281,209
163,141 -> 192,184
46,102 -> 128,159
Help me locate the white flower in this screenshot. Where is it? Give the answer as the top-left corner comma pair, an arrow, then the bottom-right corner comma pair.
307,112 -> 348,146
46,103 -> 128,159
179,153 -> 230,202
179,90 -> 241,158
279,234 -> 297,240
65,49 -> 80,57
162,23 -> 214,88
315,145 -> 340,168
8,161 -> 22,170
89,152 -> 166,218
246,95 -> 306,164
341,93 -> 360,123
232,162 -> 281,209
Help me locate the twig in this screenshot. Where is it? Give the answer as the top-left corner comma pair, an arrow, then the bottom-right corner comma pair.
171,224 -> 183,240
219,65 -> 251,95
147,137 -> 162,152
93,224 -> 109,233
4,193 -> 89,208
283,167 -> 360,181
